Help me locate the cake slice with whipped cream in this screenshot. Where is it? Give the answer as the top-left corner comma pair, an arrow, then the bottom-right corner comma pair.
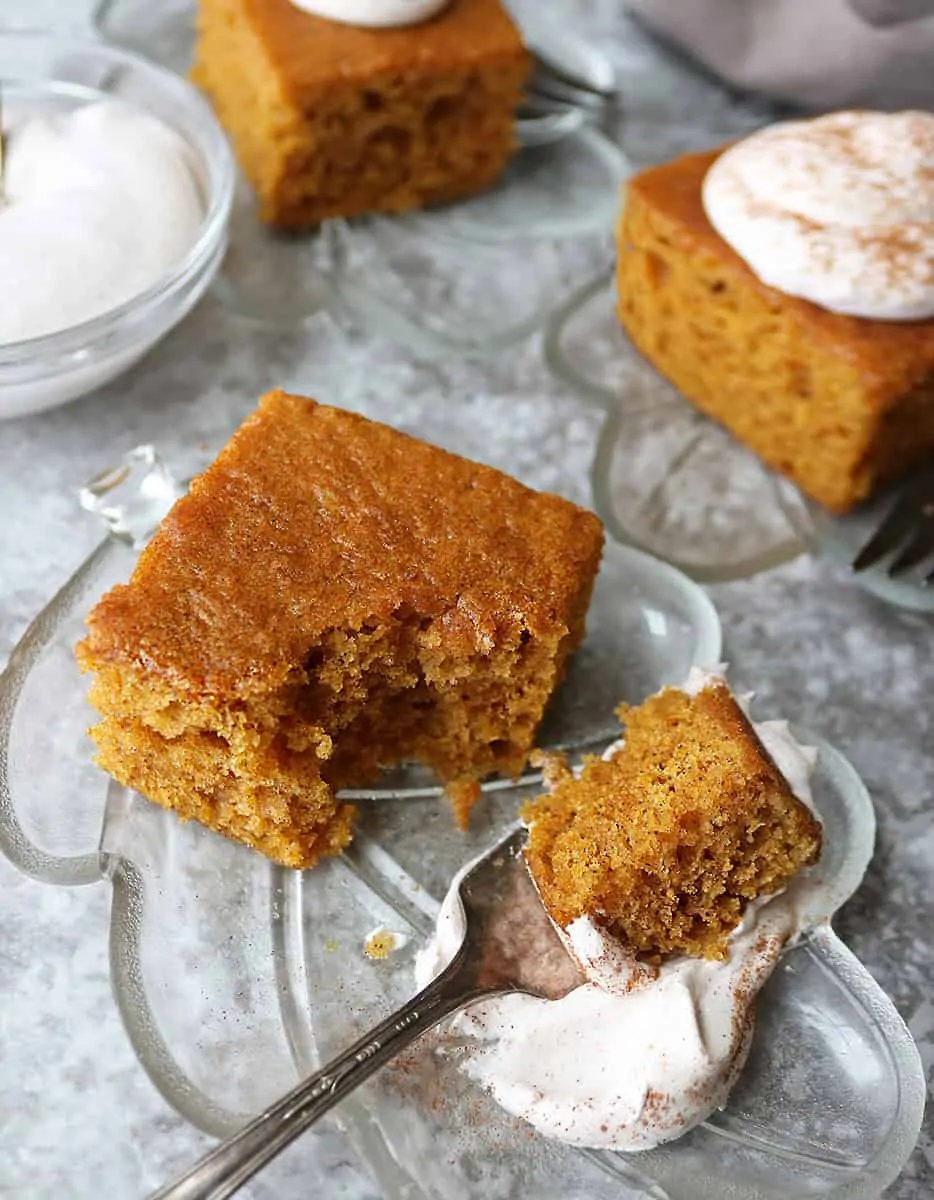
523,668 -> 822,961
616,110 -> 934,513
417,669 -> 824,1150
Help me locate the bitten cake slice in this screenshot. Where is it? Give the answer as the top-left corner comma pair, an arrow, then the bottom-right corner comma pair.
77,391 -> 604,869
523,675 -> 821,960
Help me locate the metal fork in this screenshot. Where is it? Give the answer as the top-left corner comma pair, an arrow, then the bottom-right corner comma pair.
148,827 -> 582,1200
520,48 -> 618,122
529,50 -> 617,109
852,469 -> 934,581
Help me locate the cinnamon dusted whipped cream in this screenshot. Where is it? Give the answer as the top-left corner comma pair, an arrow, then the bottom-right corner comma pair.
289,0 -> 448,27
416,671 -> 823,1151
702,111 -> 934,320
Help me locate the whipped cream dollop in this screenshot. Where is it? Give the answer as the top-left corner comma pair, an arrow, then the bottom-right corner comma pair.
0,101 -> 204,346
289,0 -> 448,27
416,670 -> 821,1151
702,110 -> 934,320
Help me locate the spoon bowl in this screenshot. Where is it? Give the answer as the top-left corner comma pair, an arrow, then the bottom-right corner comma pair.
149,826 -> 582,1200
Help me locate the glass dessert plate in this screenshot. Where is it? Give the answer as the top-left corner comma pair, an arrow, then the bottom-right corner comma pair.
0,453 -> 924,1199
89,0 -> 628,355
546,270 -> 934,606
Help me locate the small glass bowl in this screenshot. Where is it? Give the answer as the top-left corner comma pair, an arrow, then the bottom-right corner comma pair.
0,33 -> 234,421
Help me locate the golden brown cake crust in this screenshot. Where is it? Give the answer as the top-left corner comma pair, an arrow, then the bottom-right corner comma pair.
82,392 -> 603,699
616,148 -> 934,513
523,682 -> 822,961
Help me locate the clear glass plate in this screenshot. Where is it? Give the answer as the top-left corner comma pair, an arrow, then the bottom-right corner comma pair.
0,458 -> 924,1200
544,272 -> 803,584
546,270 -> 934,605
91,0 -> 629,354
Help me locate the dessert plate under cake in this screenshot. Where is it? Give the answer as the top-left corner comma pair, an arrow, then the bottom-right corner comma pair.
0,453 -> 924,1197
2,653 -> 923,1199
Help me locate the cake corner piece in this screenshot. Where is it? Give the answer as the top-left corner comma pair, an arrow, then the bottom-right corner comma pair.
523,675 -> 822,961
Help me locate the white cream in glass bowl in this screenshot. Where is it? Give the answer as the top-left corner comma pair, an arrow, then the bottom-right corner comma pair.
0,33 -> 234,420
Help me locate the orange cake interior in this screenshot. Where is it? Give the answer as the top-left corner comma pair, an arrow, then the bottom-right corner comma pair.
523,680 -> 822,960
77,391 -> 604,869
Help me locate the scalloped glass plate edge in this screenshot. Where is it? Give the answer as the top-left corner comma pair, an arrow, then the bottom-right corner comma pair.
544,271 -> 808,585
590,407 -> 805,585
0,538 -> 113,886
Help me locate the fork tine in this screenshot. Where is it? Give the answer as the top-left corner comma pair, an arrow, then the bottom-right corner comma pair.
518,95 -> 580,120
853,469 -> 934,574
887,523 -> 934,577
852,494 -> 918,573
531,53 -> 617,105
529,74 -> 607,111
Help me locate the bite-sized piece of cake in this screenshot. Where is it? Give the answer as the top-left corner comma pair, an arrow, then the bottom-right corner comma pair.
77,392 -> 604,869
616,135 -> 934,514
523,676 -> 822,960
192,0 -> 531,227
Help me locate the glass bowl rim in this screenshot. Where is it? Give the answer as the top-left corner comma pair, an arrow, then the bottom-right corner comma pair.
0,31 -> 235,372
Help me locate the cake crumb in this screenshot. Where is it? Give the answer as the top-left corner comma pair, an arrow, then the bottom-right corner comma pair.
364,927 -> 410,960
529,748 -> 574,790
448,779 -> 483,831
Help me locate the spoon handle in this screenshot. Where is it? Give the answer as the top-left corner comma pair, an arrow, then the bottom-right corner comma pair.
149,955 -> 473,1200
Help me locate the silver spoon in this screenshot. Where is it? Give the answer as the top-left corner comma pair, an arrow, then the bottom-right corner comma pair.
149,826 -> 583,1200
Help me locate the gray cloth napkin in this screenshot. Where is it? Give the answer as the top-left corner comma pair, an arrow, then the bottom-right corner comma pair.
625,0 -> 934,110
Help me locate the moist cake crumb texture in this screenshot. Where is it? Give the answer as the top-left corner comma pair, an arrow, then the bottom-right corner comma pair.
77,391 -> 603,868
523,681 -> 822,960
